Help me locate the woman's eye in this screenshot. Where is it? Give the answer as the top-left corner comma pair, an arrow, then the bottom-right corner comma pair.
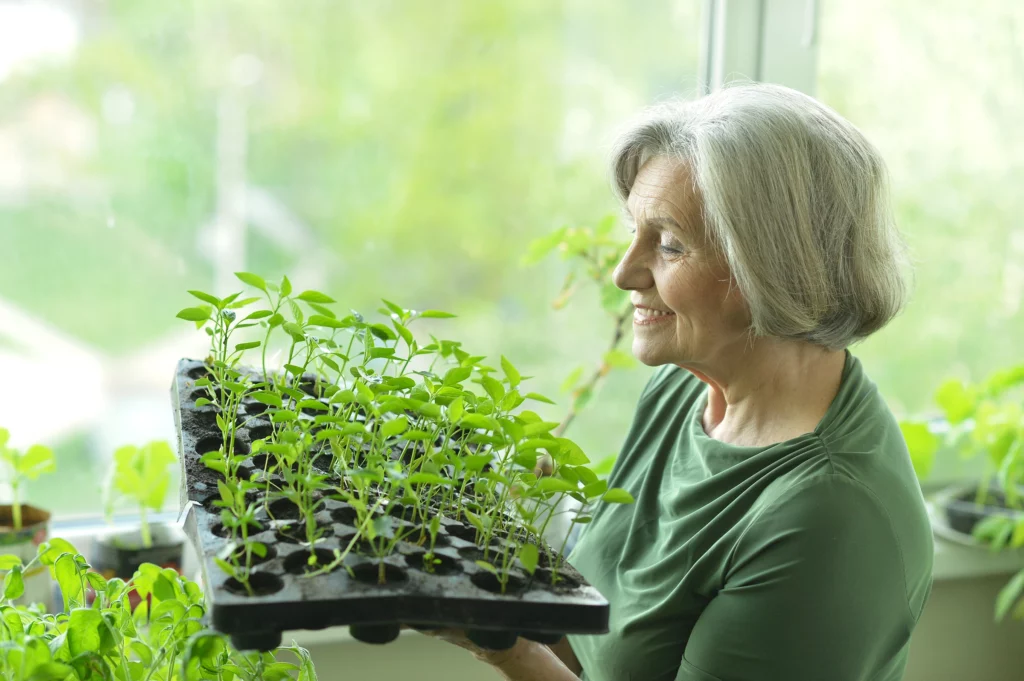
659,242 -> 683,255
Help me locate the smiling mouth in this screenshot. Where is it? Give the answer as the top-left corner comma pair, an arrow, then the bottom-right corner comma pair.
633,307 -> 675,325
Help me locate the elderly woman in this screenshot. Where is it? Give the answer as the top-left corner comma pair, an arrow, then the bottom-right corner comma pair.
431,82 -> 934,681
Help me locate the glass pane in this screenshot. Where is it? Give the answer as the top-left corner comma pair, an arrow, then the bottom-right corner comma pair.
0,1 -> 703,518
818,0 -> 1024,419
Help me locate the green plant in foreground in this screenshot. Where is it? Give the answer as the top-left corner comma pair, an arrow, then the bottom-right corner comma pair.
0,538 -> 317,680
0,428 -> 55,531
178,272 -> 637,594
104,440 -> 177,549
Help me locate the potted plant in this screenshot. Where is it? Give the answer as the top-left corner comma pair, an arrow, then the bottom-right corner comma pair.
901,365 -> 1024,544
901,364 -> 1024,623
0,427 -> 56,608
0,537 -> 317,680
94,440 -> 186,590
172,272 -> 636,651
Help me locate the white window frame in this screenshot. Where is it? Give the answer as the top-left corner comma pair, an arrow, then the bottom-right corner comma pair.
700,0 -> 820,96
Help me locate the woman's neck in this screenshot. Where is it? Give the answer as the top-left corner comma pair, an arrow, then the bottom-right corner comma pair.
681,340 -> 848,447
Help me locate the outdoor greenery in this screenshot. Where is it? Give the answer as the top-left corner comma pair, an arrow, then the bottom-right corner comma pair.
4,0 -> 699,518
183,272 -> 634,593
0,538 -> 317,680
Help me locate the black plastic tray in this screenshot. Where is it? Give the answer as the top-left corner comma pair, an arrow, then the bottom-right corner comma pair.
172,358 -> 609,651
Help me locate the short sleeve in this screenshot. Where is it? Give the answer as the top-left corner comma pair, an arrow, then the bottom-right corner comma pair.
676,475 -> 916,681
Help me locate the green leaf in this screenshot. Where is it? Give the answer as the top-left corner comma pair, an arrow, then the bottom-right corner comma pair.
518,544 -> 539,575
583,480 -> 609,500
554,438 -> 589,465
68,607 -> 112,656
935,379 -> 977,425
995,569 -> 1024,621
461,413 -> 501,432
443,367 -> 473,387
524,392 -> 556,405
500,356 -> 521,389
474,560 -> 498,576
308,314 -> 348,329
560,366 -> 584,393
448,396 -> 465,422
419,310 -> 456,319
408,473 -> 450,486
603,349 -> 636,369
19,444 -> 56,480
381,416 -> 409,438
188,290 -> 222,307
55,554 -> 83,608
280,275 -> 293,297
601,488 -> 635,504
38,538 -> 76,566
297,290 -> 336,304
271,410 -> 298,423
0,555 -> 21,570
480,375 -> 505,402
899,422 -> 939,480
533,478 -> 577,494
249,391 -> 283,408
520,226 -> 567,266
176,306 -> 211,323
3,565 -> 24,600
235,341 -> 261,351
282,322 -> 306,341
235,272 -> 268,292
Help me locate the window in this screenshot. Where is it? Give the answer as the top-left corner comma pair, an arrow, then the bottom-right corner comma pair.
0,1 -> 703,518
817,0 -> 1024,482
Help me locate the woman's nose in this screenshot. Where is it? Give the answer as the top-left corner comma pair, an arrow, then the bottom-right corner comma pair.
612,242 -> 654,292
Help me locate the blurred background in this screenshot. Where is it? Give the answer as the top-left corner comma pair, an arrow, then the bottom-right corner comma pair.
1,0 -> 1023,678
3,0 -> 1021,518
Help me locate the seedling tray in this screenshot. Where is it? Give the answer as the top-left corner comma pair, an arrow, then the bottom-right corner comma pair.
172,359 -> 609,651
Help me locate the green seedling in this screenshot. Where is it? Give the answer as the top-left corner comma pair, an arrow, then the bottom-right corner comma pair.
103,440 -> 176,549
0,428 -> 55,531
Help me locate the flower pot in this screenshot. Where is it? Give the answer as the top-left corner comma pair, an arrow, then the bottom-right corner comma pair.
89,523 -> 185,609
173,358 -> 609,652
929,481 -> 1024,545
0,504 -> 52,608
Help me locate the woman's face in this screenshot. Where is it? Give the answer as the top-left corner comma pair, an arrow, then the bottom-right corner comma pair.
613,156 -> 751,369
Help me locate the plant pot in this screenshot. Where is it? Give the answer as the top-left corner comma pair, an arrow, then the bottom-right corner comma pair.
92,523 -> 186,579
173,358 -> 609,652
0,504 -> 52,608
929,481 -> 1024,545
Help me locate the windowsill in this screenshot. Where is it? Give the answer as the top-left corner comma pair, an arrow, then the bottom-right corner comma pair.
46,506 -> 1024,649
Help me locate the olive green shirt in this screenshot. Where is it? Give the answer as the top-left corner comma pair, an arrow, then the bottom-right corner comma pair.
567,353 -> 933,681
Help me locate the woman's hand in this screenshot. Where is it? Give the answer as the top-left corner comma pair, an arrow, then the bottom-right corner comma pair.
406,627 -> 582,680
405,626 -> 523,665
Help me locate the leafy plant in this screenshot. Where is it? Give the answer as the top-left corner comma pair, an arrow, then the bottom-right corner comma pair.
177,272 -> 637,594
0,538 -> 317,680
522,216 -> 635,471
0,428 -> 56,531
900,363 -> 1024,622
104,440 -> 177,549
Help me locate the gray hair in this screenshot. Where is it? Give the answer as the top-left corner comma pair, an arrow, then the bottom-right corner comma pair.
611,82 -> 910,350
